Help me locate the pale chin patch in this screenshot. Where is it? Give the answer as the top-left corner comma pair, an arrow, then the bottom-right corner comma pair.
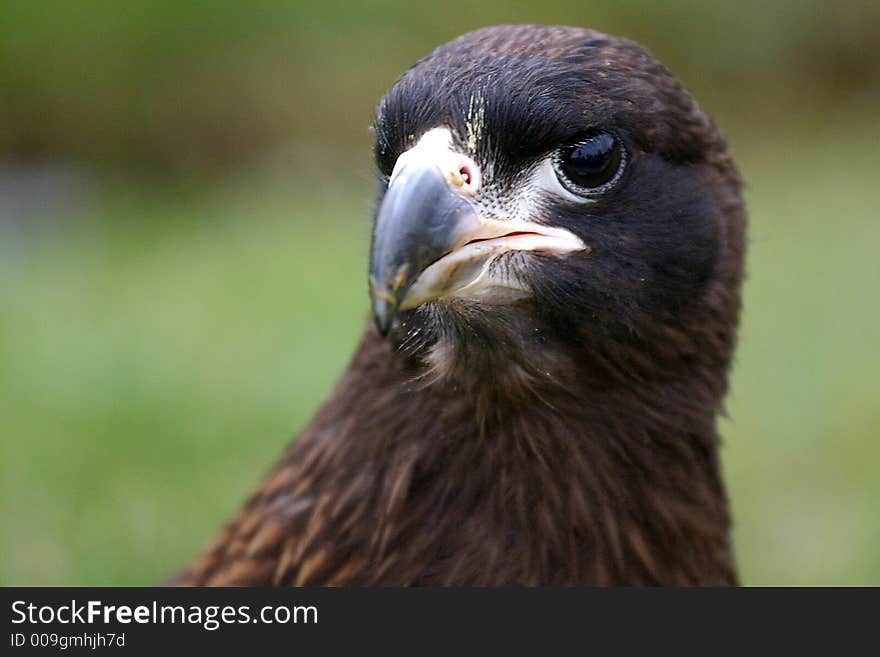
400,228 -> 586,312
400,248 -> 527,311
415,308 -> 576,398
422,338 -> 455,383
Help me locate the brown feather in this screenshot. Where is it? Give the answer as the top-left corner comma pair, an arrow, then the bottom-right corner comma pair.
172,24 -> 745,587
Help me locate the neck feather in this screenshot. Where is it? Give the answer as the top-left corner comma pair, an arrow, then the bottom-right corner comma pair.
302,330 -> 736,584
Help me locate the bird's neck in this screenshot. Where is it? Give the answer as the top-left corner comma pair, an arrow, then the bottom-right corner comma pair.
301,330 -> 736,584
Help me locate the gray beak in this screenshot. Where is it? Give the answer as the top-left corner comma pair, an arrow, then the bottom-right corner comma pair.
369,162 -> 479,336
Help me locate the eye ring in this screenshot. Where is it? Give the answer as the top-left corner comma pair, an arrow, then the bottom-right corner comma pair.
551,130 -> 626,197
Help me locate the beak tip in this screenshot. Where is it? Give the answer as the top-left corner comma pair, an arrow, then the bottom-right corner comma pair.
369,161 -> 476,341
371,298 -> 395,338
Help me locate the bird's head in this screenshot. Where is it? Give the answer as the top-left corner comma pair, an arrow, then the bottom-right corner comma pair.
369,25 -> 745,394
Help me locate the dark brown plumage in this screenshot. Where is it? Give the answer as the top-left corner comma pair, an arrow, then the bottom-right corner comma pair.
174,25 -> 746,586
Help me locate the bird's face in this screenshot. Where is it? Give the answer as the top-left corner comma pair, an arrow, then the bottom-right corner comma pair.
369,26 -> 744,388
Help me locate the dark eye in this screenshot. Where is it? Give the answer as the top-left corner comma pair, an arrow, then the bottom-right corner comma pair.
553,131 -> 625,195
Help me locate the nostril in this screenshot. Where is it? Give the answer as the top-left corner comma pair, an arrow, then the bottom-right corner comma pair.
455,157 -> 480,196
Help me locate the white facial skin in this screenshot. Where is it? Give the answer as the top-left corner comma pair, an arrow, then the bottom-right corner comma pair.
390,127 -> 588,311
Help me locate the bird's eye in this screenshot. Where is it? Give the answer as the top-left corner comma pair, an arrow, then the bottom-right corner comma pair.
552,131 -> 625,195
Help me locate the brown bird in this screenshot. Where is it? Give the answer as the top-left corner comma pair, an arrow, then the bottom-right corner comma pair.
174,24 -> 746,586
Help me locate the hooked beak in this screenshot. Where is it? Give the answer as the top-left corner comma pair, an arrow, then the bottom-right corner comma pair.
369,128 -> 586,337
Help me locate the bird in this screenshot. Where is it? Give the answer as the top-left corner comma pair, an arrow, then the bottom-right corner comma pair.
173,24 -> 746,586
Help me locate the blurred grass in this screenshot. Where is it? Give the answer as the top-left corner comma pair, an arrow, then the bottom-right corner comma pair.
720,111 -> 880,585
1,107 -> 878,585
0,179 -> 371,584
2,1 -> 877,172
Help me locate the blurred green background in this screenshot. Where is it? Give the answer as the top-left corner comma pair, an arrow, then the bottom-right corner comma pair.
1,1 -> 878,585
